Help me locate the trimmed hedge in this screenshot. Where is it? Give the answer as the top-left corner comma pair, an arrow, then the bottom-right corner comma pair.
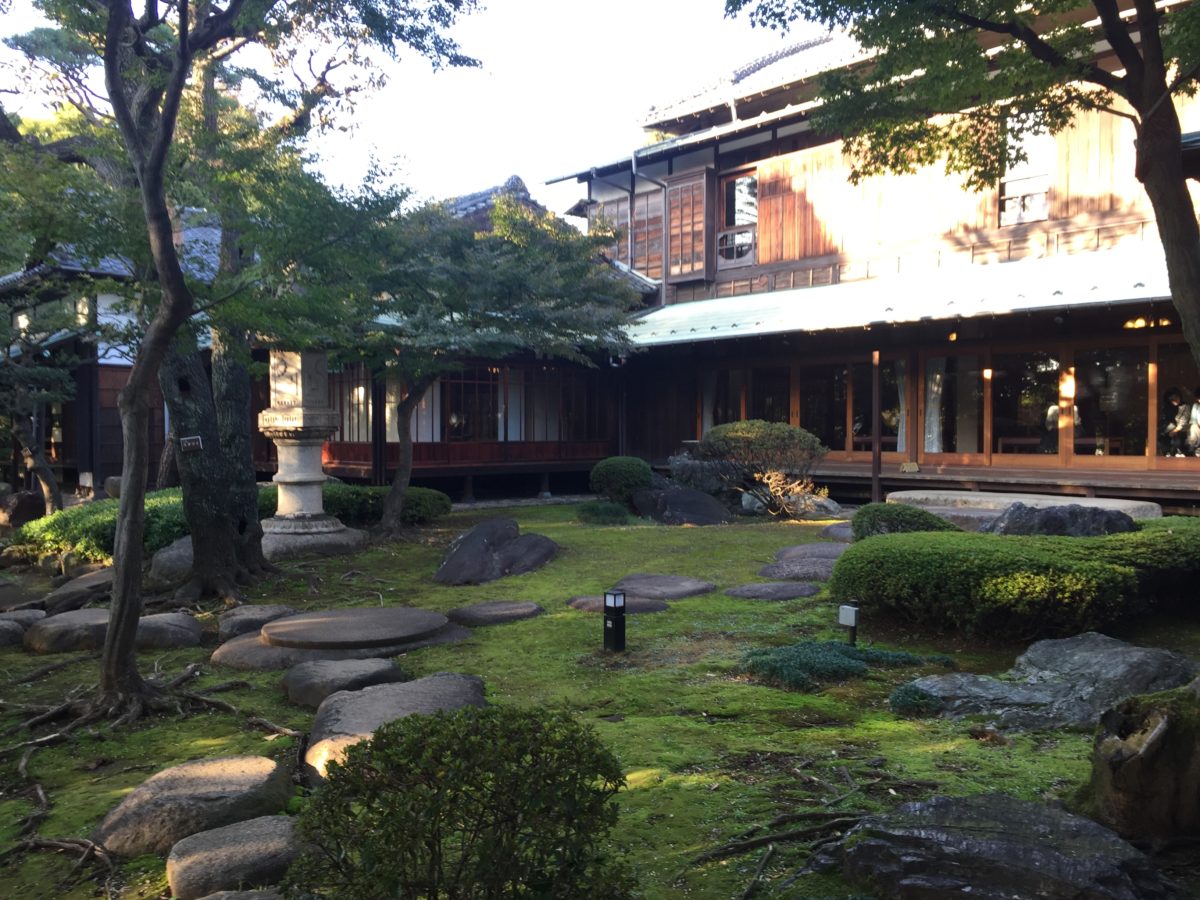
576,500 -> 631,526
851,502 -> 959,540
589,456 -> 652,505
13,483 -> 451,563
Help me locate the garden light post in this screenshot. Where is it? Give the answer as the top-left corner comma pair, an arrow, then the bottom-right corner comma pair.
839,602 -> 860,647
604,589 -> 626,652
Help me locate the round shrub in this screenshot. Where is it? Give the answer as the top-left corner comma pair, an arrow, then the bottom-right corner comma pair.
589,456 -> 652,505
695,420 -> 827,516
576,500 -> 631,526
287,706 -> 635,900
851,502 -> 959,540
13,488 -> 188,563
397,486 -> 453,524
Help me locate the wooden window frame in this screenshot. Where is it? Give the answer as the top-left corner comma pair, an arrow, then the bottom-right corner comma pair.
716,168 -> 758,271
665,169 -> 716,284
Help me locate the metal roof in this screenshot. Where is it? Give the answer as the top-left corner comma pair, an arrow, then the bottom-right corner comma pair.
627,246 -> 1171,347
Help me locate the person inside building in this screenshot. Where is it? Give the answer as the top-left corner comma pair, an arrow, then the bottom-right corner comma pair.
1163,387 -> 1191,456
1188,386 -> 1200,457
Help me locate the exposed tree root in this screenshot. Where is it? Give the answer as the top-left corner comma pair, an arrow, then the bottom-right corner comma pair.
0,837 -> 117,894
247,715 -> 302,738
11,651 -> 101,685
739,844 -> 775,900
689,817 -> 862,866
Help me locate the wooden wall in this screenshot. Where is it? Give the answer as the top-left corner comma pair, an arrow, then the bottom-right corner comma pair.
97,364 -> 165,486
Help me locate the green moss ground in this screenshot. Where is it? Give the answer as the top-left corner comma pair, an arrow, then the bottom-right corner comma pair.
0,505 -> 1185,898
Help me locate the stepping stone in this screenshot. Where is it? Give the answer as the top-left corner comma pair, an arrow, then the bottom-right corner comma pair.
0,608 -> 46,629
261,608 -> 448,650
24,608 -> 109,653
282,659 -> 409,709
210,624 -> 471,672
219,605 -> 297,643
167,815 -> 299,900
725,582 -> 822,601
447,600 -> 543,627
758,558 -> 838,582
305,673 -> 486,781
41,568 -> 113,615
568,595 -> 669,614
774,543 -> 848,562
94,756 -> 291,856
137,613 -> 203,650
0,619 -> 24,646
820,522 -> 854,543
193,892 -> 281,900
613,574 -> 715,599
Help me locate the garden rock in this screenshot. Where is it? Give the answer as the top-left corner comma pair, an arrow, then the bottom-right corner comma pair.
219,605 -> 298,642
725,582 -> 821,601
94,756 -> 291,856
210,624 -> 471,671
136,613 -> 203,649
305,673 -> 486,781
0,574 -> 38,610
568,595 -> 670,614
840,793 -> 1180,899
433,518 -> 558,585
261,608 -> 448,650
261,527 -> 368,562
906,632 -> 1198,730
447,600 -> 543,627
774,543 -> 848,562
24,608 -> 110,653
41,567 -> 113,615
758,558 -> 837,582
194,893 -> 282,900
2,490 -> 44,528
166,815 -> 300,900
0,608 -> 45,629
982,502 -> 1138,536
147,536 -> 194,589
103,475 -> 123,499
0,619 -> 25,646
631,486 -> 731,526
614,573 -> 715,599
282,659 -> 408,709
820,521 -> 853,542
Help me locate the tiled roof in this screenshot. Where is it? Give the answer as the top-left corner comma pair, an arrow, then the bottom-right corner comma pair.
447,175 -> 545,219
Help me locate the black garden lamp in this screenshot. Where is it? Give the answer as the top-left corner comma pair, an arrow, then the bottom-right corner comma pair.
603,589 -> 626,652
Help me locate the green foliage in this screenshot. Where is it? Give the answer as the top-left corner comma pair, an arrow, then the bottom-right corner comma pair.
851,502 -> 959,540
576,500 -> 632,526
398,486 -> 453,524
589,456 -> 652,505
741,640 -> 930,691
695,420 -> 827,516
889,683 -> 943,718
829,531 -> 1140,637
287,706 -> 635,900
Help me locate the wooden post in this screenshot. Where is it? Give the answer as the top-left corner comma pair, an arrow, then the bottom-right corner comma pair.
370,371 -> 387,486
871,350 -> 882,503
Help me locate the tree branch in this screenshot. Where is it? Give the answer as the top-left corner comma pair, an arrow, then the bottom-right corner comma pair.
1092,0 -> 1144,82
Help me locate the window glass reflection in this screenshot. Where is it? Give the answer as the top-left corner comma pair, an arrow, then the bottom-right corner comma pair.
992,352 -> 1061,454
1074,347 -> 1147,456
799,364 -> 847,451
924,355 -> 983,454
851,360 -> 907,452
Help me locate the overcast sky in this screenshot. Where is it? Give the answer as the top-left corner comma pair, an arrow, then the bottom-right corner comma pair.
1,0 -> 809,214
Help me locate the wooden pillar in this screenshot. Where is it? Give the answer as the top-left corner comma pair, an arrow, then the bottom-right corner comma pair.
462,474 -> 475,503
871,350 -> 882,503
370,371 -> 388,486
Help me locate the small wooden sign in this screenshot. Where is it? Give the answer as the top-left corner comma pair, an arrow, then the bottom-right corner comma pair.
179,435 -> 204,452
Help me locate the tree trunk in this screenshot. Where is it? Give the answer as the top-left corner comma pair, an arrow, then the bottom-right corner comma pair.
11,414 -> 63,515
155,433 -> 180,489
159,346 -> 241,601
380,377 -> 435,532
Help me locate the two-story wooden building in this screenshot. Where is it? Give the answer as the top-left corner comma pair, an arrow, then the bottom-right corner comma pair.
552,34 -> 1200,507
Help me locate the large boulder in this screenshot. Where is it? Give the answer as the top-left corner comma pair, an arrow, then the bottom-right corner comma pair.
631,486 -> 731,526
982,502 -> 1137,536
94,756 -> 291,856
1,490 -> 44,528
23,608 -> 110,653
146,536 -> 194,590
136,613 -> 203,649
40,567 -> 113,615
903,633 -> 1198,730
281,659 -> 409,709
0,619 -> 25,646
218,605 -> 298,643
166,816 -> 300,900
840,794 -> 1180,899
433,519 -> 558,585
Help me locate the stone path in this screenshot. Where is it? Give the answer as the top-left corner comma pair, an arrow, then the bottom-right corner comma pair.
167,816 -> 299,900
260,608 -> 448,650
218,605 -> 297,642
758,558 -> 838,582
282,659 -> 408,709
774,543 -> 847,562
447,600 -> 543,627
568,595 -> 670,614
613,574 -> 715,599
724,582 -> 821,601
820,522 -> 854,542
23,610 -> 203,653
210,625 -> 471,671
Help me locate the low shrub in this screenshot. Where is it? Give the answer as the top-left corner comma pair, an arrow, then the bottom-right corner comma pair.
741,640 -> 931,691
889,683 -> 943,717
829,531 -> 1138,637
589,456 -> 652,505
287,706 -> 635,900
851,502 -> 959,540
695,420 -> 827,516
576,500 -> 631,526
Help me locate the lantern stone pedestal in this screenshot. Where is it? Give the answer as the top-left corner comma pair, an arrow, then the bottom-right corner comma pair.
257,351 -> 366,560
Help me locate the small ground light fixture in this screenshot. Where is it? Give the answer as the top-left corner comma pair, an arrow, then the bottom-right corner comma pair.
604,589 -> 626,652
839,602 -> 860,647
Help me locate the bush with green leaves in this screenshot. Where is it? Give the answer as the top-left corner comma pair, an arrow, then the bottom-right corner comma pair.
851,502 -> 960,540
889,683 -> 944,717
576,500 -> 631,526
695,420 -> 827,516
741,640 -> 935,691
589,456 -> 652,505
287,706 -> 635,900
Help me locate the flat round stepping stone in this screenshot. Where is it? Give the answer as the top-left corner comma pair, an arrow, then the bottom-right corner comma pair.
820,521 -> 854,542
24,608 -> 109,653
758,558 -> 838,582
613,573 -> 715,600
447,600 -> 544,627
261,608 -> 448,650
0,609 -> 47,629
167,815 -> 299,900
568,595 -> 669,614
775,543 -> 848,562
282,659 -> 409,709
210,624 -> 471,672
94,756 -> 291,856
305,673 -> 486,781
725,582 -> 822,600
137,613 -> 202,650
218,605 -> 298,643
0,619 -> 25,646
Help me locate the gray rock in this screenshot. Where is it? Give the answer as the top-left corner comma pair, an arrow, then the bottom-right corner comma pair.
261,608 -> 447,650
567,595 -> 670,614
447,600 -> 543,627
211,624 -> 471,672
136,613 -> 203,649
305,673 -> 486,781
282,659 -> 408,709
41,567 -> 113,615
741,493 -> 767,515
820,521 -> 854,542
24,608 -> 110,653
261,527 -> 368,562
841,794 -> 1181,899
613,573 -> 715,599
167,816 -> 299,900
0,619 -> 25,646
195,892 -> 282,900
2,491 -> 44,528
907,632 -> 1199,730
631,486 -> 731,526
103,475 -> 122,499
0,573 -> 39,610
146,536 -> 193,590
774,543 -> 848,562
982,501 -> 1138,536
757,557 -> 837,582
725,582 -> 821,600
433,519 -> 558,585
0,608 -> 46,629
218,605 -> 298,643
94,756 -> 291,857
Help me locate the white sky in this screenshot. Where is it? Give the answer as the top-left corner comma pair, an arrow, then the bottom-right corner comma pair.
1,0 -> 807,215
